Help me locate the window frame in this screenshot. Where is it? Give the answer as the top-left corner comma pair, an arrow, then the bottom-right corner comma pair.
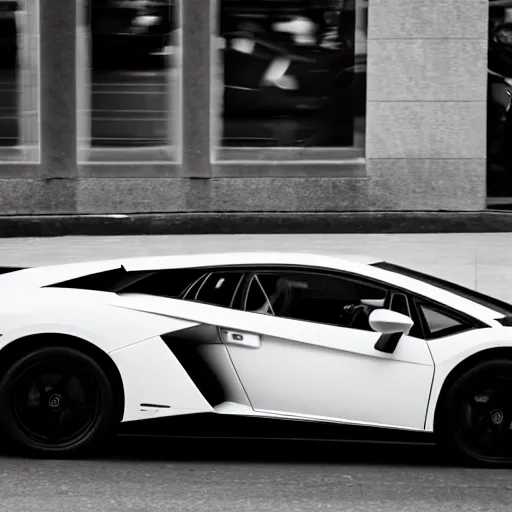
243,273 -> 275,314
72,0 -> 368,179
0,0 -> 41,175
206,0 -> 368,178
75,0 -> 183,177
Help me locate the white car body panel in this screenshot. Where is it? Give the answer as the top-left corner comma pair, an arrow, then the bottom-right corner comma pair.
114,293 -> 433,430
0,288 -> 199,354
109,336 -> 213,422
223,325 -> 434,431
0,251 -> 511,437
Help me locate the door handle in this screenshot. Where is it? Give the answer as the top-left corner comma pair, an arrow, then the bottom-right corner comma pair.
220,329 -> 261,348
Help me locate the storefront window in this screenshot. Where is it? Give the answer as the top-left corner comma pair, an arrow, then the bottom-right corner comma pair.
0,0 -> 39,162
211,0 -> 367,162
488,0 -> 512,204
77,0 -> 180,163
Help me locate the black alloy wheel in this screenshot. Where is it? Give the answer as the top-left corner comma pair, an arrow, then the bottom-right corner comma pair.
0,346 -> 116,458
437,359 -> 512,467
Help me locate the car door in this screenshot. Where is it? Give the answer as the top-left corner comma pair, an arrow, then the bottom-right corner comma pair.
113,266 -> 260,409
222,268 -> 435,431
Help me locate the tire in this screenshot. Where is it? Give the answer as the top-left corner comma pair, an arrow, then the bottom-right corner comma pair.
0,345 -> 115,458
436,358 -> 512,468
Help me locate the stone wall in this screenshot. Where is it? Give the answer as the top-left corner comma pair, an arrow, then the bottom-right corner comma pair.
0,0 -> 490,215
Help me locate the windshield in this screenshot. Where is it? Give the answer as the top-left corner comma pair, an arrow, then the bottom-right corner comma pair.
372,261 -> 512,317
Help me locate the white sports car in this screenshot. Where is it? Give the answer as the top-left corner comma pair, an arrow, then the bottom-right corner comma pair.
1,251 -> 512,466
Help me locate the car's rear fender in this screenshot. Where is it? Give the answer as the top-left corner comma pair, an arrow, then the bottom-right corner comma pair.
0,287 -> 200,354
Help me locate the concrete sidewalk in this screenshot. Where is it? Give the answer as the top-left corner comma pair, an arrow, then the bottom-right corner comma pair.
1,233 -> 511,302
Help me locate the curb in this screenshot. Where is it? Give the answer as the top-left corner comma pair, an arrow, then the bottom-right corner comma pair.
1,211 -> 512,237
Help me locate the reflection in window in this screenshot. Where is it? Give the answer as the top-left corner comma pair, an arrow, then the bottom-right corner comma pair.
77,0 -> 180,163
194,272 -> 244,307
213,0 -> 367,160
0,0 -> 39,162
488,2 -> 512,200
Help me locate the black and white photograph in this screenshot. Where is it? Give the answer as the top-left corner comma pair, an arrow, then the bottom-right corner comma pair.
0,0 -> 39,162
77,0 -> 180,163
2,1 -> 512,510
212,0 -> 367,161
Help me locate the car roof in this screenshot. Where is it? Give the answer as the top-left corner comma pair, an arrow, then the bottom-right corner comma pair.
120,251 -> 381,271
0,251 -> 380,288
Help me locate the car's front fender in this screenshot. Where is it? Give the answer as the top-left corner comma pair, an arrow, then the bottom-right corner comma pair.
424,327 -> 512,431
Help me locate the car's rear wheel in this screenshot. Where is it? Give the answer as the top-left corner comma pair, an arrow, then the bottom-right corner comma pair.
437,359 -> 512,467
0,346 -> 115,458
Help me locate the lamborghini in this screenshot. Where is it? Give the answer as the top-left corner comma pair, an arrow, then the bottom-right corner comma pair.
1,252 -> 512,466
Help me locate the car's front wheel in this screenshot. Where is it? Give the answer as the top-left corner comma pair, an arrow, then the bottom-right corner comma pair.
0,345 -> 115,458
436,359 -> 512,467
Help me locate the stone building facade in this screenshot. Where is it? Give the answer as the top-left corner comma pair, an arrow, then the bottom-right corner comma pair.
0,0 -> 489,216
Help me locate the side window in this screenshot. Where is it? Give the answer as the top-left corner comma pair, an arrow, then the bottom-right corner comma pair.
119,268 -> 244,308
193,272 -> 245,308
244,271 -> 387,331
417,303 -> 472,339
119,269 -> 205,298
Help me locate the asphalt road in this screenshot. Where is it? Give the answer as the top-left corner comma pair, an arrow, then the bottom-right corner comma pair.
0,437 -> 510,512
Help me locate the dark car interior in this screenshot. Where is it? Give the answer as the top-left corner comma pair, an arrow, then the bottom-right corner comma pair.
244,272 -> 387,331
